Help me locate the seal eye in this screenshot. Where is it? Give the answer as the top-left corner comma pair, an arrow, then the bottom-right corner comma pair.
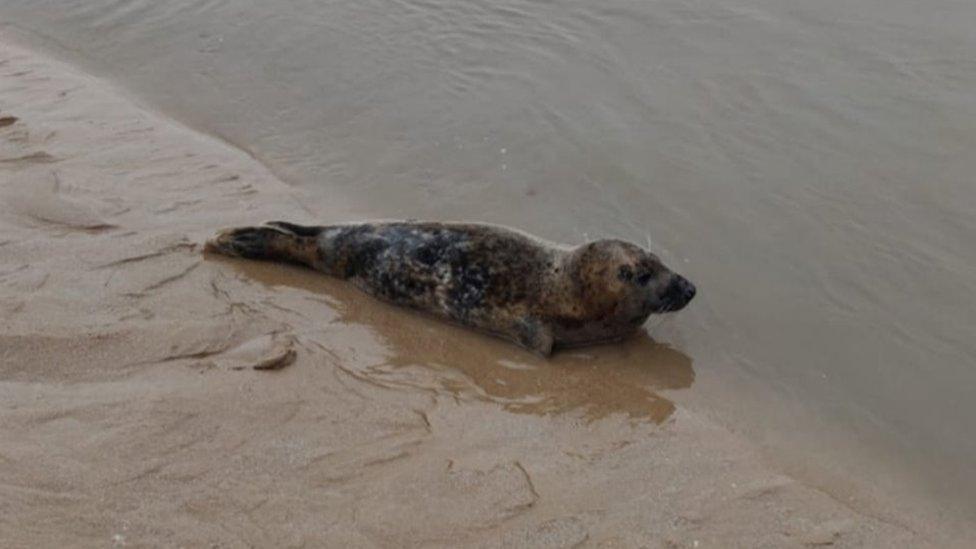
636,273 -> 652,286
618,266 -> 633,282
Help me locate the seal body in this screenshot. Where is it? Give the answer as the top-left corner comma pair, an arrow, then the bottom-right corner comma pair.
205,221 -> 696,356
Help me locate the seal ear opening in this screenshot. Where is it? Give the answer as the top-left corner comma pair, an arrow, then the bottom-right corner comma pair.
263,221 -> 323,238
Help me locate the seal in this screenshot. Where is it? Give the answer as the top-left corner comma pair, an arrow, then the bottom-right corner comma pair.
205,221 -> 696,356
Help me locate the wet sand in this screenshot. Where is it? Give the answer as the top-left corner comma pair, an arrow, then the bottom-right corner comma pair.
0,39 -> 963,547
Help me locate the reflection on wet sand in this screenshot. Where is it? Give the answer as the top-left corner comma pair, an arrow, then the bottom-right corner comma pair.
217,255 -> 694,423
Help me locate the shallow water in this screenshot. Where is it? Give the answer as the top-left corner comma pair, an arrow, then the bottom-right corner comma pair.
3,0 -> 975,516
221,256 -> 696,425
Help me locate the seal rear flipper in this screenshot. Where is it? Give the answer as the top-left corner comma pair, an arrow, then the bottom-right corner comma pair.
263,221 -> 324,238
205,225 -> 318,267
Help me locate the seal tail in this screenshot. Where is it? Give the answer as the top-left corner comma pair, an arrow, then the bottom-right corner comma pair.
204,222 -> 320,268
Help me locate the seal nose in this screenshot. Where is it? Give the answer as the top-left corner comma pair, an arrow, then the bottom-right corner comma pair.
678,276 -> 696,302
666,275 -> 696,309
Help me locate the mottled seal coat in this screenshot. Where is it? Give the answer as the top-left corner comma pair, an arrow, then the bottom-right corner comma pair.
205,221 -> 696,356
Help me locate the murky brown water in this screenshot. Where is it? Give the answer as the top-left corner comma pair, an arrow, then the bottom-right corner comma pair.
3,0 -> 975,516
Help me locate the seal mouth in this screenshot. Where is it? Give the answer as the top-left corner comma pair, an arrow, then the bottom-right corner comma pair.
658,300 -> 678,313
655,275 -> 697,313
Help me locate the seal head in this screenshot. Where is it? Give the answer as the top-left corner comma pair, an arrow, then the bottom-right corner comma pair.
550,239 -> 695,345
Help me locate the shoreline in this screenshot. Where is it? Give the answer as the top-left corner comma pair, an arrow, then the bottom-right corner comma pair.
0,37 -> 962,546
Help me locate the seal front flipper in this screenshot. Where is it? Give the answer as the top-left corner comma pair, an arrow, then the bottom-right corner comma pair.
513,317 -> 554,357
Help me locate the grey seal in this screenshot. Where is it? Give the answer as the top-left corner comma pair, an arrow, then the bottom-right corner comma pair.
205,221 -> 696,356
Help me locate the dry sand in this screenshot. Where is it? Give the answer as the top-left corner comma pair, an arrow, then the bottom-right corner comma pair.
0,38 -> 961,547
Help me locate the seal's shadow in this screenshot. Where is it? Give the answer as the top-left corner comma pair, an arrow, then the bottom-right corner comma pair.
217,257 -> 695,423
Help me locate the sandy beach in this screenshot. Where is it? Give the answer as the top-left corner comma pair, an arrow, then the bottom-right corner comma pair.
0,38 -> 966,547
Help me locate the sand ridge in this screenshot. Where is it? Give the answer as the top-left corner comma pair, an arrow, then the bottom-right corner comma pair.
0,38 -> 951,547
